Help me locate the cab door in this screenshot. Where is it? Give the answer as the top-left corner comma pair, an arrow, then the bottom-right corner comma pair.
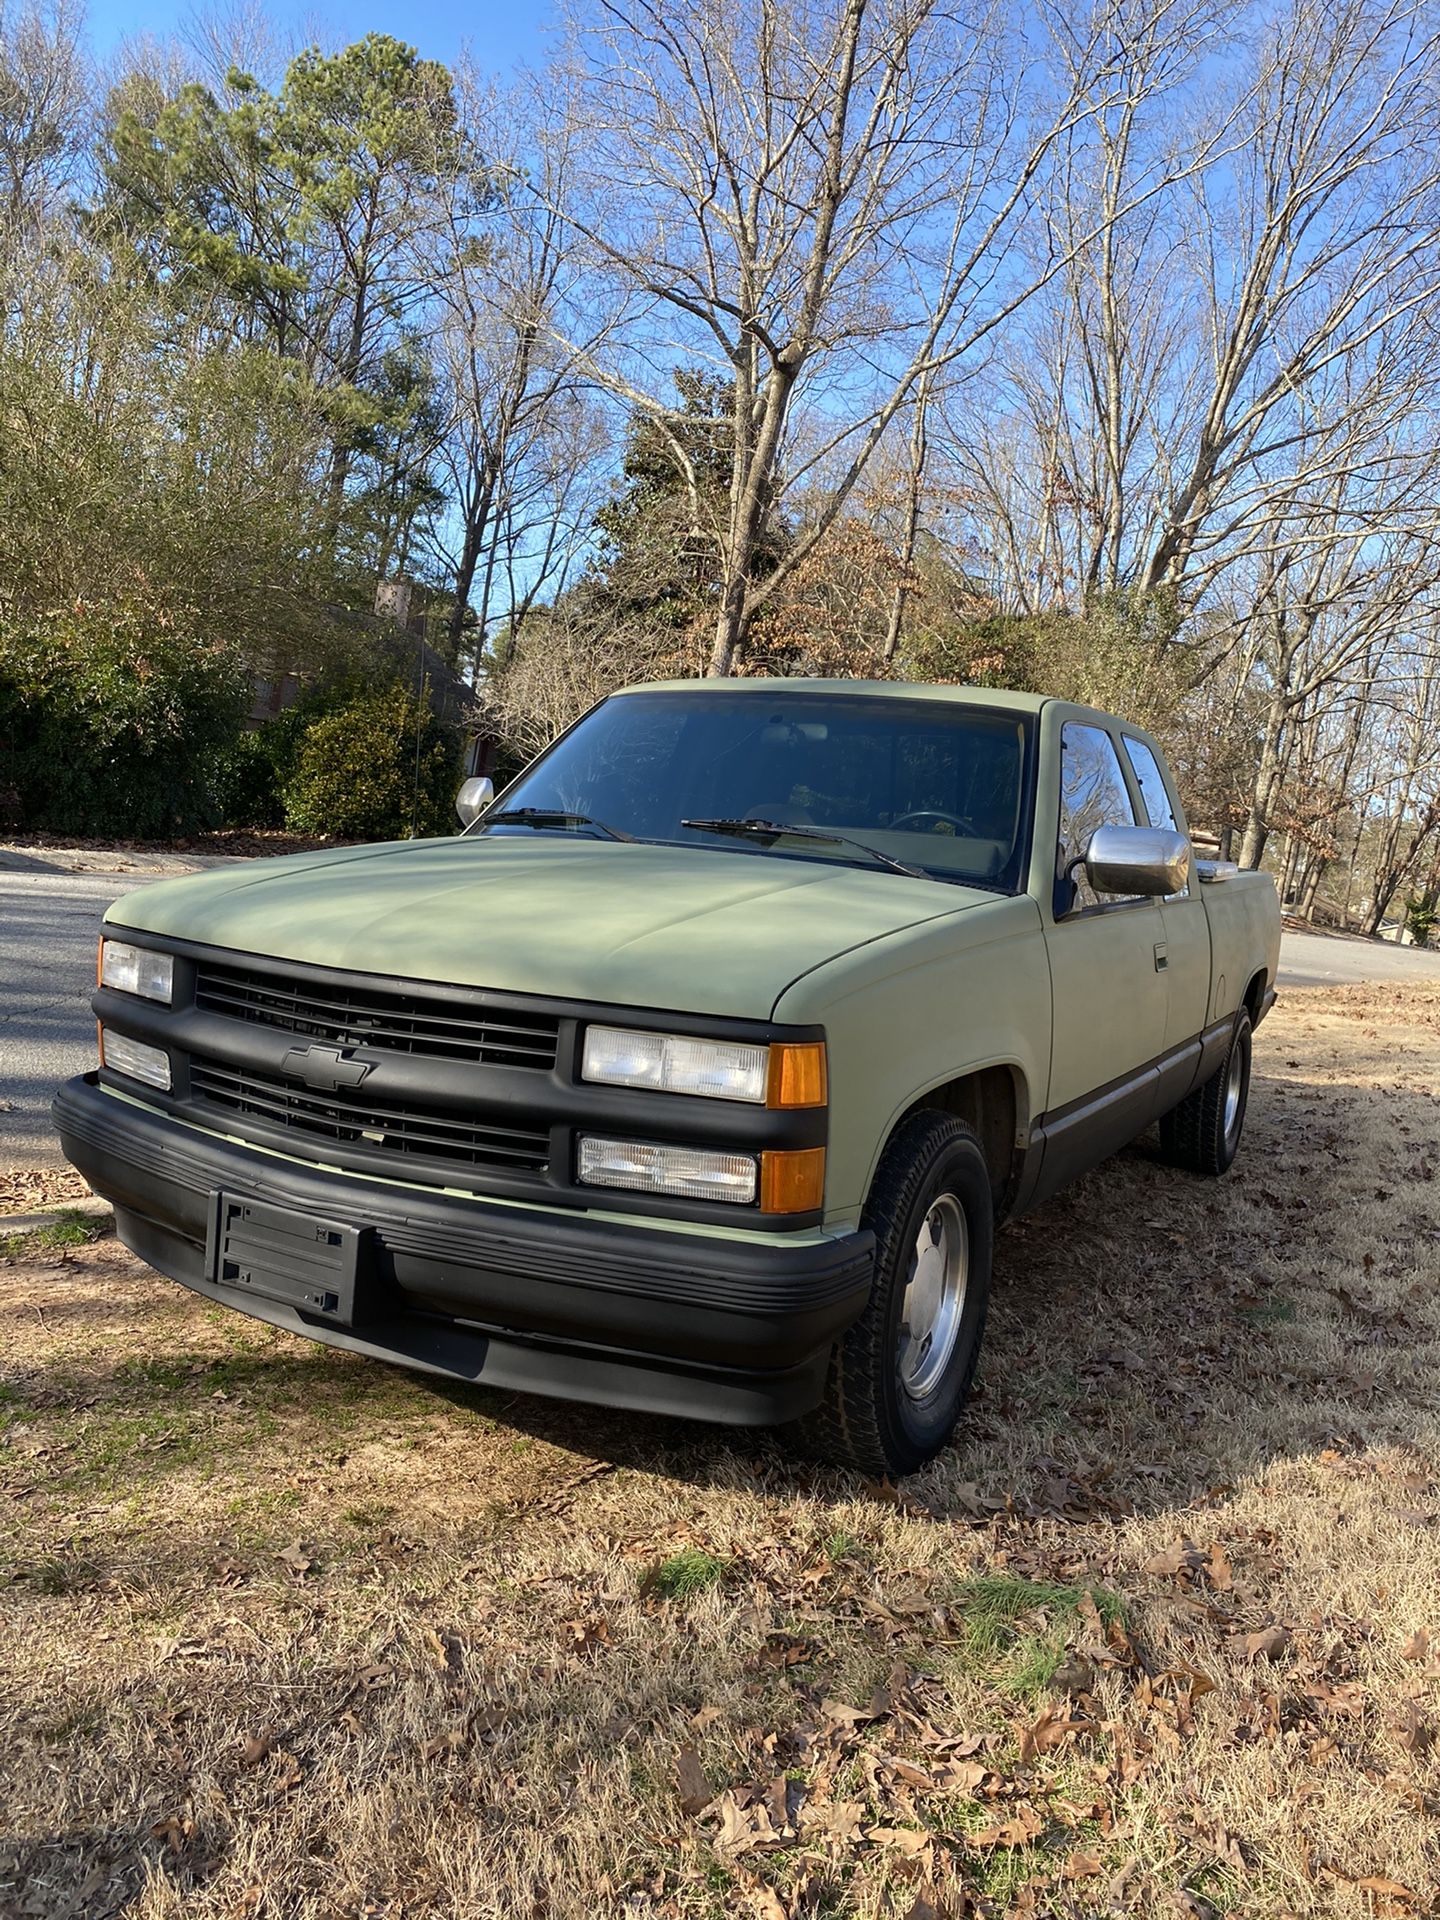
1033,719 -> 1169,1202
1118,732 -> 1213,1102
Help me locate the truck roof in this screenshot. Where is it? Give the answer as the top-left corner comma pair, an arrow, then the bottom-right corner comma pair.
617,677 -> 1054,715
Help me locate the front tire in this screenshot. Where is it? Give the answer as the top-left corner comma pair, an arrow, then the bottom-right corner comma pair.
802,1111 -> 992,1476
1159,1008 -> 1252,1176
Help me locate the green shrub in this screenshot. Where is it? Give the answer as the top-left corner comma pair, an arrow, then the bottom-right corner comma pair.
208,728 -> 285,830
1404,893 -> 1438,949
281,680 -> 462,841
0,611 -> 250,838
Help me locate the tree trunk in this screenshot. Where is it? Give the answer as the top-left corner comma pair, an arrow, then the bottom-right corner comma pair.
1238,693 -> 1287,870
883,377 -> 931,663
709,576 -> 747,677
447,514 -> 486,662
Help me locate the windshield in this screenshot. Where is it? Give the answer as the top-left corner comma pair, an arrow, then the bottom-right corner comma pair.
480,690 -> 1035,889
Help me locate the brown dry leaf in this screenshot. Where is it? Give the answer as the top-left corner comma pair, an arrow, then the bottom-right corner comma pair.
278,1542 -> 313,1577
1064,1851 -> 1104,1880
149,1812 -> 193,1855
1019,1702 -> 1094,1761
884,1756 -> 940,1791
239,1733 -> 273,1768
1205,1542 -> 1234,1590
821,1697 -> 873,1728
863,1826 -> 932,1855
971,1801 -> 1045,1848
903,1896 -> 947,1920
676,1745 -> 712,1816
1240,1625 -> 1291,1661
712,1790 -> 776,1858
1400,1628 -> 1430,1662
764,1775 -> 802,1837
565,1615 -> 612,1652
934,1759 -> 989,1794
1352,1876 -> 1416,1900
809,1799 -> 866,1845
1393,1704 -> 1435,1755
1143,1539 -> 1203,1578
740,1877 -> 788,1920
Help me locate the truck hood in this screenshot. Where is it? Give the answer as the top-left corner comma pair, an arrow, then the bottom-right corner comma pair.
106,837 -> 998,1019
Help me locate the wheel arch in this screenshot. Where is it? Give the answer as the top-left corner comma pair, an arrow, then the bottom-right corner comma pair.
878,1062 -> 1028,1216
1242,967 -> 1268,1024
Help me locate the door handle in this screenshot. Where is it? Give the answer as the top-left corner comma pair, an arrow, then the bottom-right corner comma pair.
1154,942 -> 1169,973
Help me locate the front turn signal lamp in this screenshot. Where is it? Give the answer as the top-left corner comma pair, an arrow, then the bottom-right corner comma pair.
766,1042 -> 827,1109
760,1147 -> 826,1214
582,1027 -> 827,1109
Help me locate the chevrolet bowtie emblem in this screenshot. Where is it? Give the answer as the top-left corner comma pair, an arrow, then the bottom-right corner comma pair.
280,1044 -> 376,1092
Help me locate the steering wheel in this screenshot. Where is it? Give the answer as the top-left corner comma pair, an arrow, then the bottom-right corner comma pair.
889,808 -> 978,835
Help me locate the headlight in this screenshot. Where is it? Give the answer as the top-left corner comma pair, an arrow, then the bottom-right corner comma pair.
578,1136 -> 758,1204
581,1027 -> 826,1107
99,1028 -> 172,1090
100,940 -> 174,1004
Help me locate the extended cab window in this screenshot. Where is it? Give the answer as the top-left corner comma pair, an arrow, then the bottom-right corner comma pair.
1122,736 -> 1179,832
1057,723 -> 1137,913
486,691 -> 1034,889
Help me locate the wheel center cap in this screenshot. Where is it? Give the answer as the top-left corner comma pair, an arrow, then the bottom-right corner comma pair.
907,1239 -> 946,1335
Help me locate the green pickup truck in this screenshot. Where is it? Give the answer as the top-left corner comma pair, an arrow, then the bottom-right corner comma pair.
55,680 -> 1280,1474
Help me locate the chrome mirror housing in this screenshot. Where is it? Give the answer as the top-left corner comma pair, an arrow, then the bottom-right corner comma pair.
455,775 -> 495,828
1083,824 -> 1191,898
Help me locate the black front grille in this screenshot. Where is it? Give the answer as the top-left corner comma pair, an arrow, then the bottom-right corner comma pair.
189,1060 -> 551,1175
193,961 -> 560,1071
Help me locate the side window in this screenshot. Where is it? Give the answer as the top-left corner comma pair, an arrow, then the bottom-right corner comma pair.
1122,737 -> 1179,832
1057,723 -> 1137,912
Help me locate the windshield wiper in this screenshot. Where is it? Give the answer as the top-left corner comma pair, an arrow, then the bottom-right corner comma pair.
680,816 -> 928,881
481,808 -> 635,842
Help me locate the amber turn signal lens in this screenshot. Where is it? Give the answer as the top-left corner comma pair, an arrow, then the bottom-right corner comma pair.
766,1042 -> 828,1109
759,1146 -> 826,1214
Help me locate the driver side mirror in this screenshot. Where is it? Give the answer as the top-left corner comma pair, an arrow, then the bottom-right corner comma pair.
1082,824 -> 1190,898
456,775 -> 494,828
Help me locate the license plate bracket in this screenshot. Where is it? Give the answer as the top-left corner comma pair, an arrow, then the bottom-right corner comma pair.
205,1194 -> 377,1327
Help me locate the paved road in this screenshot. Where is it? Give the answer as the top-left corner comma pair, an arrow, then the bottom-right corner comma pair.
1275,925 -> 1440,989
4,850 -> 1440,1166
0,849 -> 235,1166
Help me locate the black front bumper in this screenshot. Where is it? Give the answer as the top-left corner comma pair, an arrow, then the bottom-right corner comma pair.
53,1076 -> 874,1426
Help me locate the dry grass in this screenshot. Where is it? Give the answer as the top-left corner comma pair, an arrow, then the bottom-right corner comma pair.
4,982 -> 1440,1920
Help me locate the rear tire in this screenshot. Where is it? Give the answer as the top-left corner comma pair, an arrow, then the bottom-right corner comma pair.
802,1110 -> 992,1476
1158,1008 -> 1252,1176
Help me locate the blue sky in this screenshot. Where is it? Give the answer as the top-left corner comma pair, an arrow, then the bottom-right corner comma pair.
82,0 -> 555,74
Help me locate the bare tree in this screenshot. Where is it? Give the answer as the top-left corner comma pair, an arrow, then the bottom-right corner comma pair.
0,0 -> 86,252
1358,632 -> 1440,932
427,78 -> 612,668
950,0 -> 1440,617
554,0 -> 1200,675
1139,0 -> 1440,598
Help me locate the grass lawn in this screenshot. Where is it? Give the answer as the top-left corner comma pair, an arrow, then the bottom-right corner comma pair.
3,983 -> 1439,1918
